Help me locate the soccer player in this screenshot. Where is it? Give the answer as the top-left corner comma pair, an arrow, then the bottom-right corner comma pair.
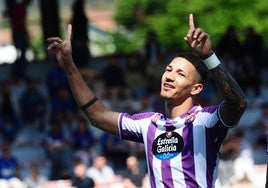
47,14 -> 247,188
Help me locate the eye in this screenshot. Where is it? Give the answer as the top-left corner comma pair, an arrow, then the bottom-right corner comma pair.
178,72 -> 185,77
165,67 -> 172,72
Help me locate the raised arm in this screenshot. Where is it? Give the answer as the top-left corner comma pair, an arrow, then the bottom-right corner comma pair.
184,14 -> 247,126
47,24 -> 120,136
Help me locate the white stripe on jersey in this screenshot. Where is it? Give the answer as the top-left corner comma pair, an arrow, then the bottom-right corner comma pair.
152,128 -> 164,188
193,122 -> 207,187
170,128 -> 186,188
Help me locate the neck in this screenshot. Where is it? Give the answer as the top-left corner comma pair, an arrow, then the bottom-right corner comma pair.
165,97 -> 194,119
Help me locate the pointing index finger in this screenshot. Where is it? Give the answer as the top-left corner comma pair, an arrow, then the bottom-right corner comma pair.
189,13 -> 195,29
67,24 -> 72,41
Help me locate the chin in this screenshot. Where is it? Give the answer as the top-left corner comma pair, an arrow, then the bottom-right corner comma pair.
160,91 -> 170,99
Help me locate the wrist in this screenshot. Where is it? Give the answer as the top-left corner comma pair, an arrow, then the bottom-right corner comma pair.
203,53 -> 221,70
63,60 -> 77,75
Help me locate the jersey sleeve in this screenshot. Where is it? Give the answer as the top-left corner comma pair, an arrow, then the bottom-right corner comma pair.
118,112 -> 156,143
199,104 -> 235,128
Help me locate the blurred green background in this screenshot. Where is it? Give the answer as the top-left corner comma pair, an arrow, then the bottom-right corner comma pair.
0,0 -> 267,58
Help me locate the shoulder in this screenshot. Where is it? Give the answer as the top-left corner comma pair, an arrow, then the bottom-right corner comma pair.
194,104 -> 222,127
119,112 -> 160,130
193,105 -> 219,119
86,167 -> 98,175
198,105 -> 218,114
104,165 -> 114,172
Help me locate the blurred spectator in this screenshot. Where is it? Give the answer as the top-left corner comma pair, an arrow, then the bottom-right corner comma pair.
220,52 -> 243,81
19,77 -> 47,128
9,77 -> 26,115
249,102 -> 268,165
137,85 -> 166,115
70,0 -> 91,69
141,30 -> 166,66
217,133 -> 235,187
125,54 -> 148,100
216,26 -> 242,60
71,115 -> 95,166
102,55 -> 130,110
227,130 -> 255,186
125,142 -> 147,174
50,86 -> 77,127
148,57 -> 167,96
42,116 -> 71,180
239,54 -> 261,97
86,154 -> 123,188
119,155 -> 146,188
46,63 -> 70,100
71,160 -> 94,188
0,81 -> 23,142
242,26 -> 263,61
23,164 -> 47,188
0,144 -> 25,188
100,133 -> 130,171
241,26 -> 263,97
3,0 -> 32,78
141,30 -> 167,93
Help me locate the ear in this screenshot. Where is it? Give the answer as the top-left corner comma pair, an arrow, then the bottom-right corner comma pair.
191,83 -> 203,95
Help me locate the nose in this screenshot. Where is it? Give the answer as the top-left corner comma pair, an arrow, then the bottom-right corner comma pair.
165,71 -> 175,82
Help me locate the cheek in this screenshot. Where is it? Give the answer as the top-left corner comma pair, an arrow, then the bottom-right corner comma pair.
174,80 -> 193,95
160,75 -> 166,88
175,78 -> 191,89
161,74 -> 166,82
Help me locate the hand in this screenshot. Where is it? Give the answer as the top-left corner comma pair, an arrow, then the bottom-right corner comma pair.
184,14 -> 213,59
47,24 -> 73,68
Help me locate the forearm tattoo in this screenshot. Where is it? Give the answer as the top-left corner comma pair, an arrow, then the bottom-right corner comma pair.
210,64 -> 247,125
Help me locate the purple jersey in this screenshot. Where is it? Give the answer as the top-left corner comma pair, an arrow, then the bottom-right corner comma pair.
118,104 -> 231,188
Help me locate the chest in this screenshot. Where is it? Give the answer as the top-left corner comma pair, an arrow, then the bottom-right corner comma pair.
145,122 -> 207,161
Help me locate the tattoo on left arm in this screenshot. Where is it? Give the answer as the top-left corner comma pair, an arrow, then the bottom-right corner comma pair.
210,64 -> 247,125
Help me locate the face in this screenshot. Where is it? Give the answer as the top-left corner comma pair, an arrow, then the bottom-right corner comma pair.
160,57 -> 203,104
94,156 -> 106,169
126,156 -> 138,169
74,163 -> 87,177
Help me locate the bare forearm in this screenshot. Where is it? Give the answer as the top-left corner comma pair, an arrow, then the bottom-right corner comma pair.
64,60 -> 95,106
46,25 -> 120,136
63,61 -> 120,135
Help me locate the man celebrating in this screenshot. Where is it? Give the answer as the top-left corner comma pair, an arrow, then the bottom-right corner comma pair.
47,14 -> 247,188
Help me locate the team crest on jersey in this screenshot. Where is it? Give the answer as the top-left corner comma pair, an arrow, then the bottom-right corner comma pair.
185,113 -> 196,124
152,132 -> 184,160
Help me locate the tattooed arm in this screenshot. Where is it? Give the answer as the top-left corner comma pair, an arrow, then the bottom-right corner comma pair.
210,64 -> 247,125
184,14 -> 247,125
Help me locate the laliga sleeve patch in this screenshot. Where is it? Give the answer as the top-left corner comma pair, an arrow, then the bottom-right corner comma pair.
152,132 -> 184,160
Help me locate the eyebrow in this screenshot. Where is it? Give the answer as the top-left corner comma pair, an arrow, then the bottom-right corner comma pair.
167,64 -> 200,83
166,65 -> 172,69
166,65 -> 186,74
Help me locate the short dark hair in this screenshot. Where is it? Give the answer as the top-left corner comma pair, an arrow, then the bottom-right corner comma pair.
177,52 -> 207,84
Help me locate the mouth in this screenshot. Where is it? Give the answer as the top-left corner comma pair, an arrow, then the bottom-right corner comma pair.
162,83 -> 175,90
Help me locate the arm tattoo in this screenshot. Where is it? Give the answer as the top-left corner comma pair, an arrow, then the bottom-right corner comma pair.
210,64 -> 247,125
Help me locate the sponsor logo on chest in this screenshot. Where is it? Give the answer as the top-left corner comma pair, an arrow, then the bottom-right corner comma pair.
152,131 -> 184,160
